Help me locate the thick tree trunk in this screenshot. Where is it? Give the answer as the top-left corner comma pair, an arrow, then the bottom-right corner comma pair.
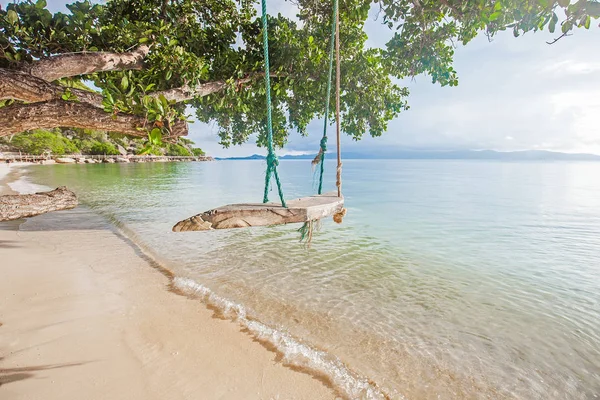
20,46 -> 150,82
0,100 -> 188,138
0,187 -> 78,222
0,68 -> 103,107
0,46 -> 254,138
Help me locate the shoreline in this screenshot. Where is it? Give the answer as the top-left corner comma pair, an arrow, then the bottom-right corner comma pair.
0,166 -> 337,400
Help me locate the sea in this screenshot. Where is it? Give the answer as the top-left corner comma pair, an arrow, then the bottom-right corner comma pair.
14,159 -> 600,399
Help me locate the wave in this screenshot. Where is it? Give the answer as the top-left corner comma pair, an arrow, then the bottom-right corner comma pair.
173,277 -> 396,400
7,170 -> 51,194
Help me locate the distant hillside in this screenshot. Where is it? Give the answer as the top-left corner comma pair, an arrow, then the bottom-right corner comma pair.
217,150 -> 600,161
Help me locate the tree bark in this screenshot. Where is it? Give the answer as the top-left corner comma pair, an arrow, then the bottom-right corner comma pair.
0,100 -> 188,138
0,46 -> 262,138
0,68 -> 103,107
20,46 -> 150,82
0,186 -> 78,222
156,74 -> 269,102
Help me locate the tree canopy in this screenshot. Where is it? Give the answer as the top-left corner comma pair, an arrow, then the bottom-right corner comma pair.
0,0 -> 598,149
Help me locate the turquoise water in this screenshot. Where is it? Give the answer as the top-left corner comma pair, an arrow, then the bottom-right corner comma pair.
23,160 -> 600,399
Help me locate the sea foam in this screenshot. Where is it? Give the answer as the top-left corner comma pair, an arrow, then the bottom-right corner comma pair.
173,276 -> 394,400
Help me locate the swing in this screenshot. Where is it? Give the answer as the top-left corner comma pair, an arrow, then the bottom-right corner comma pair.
172,0 -> 344,232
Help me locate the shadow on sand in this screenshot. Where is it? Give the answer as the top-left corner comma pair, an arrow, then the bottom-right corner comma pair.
0,362 -> 88,387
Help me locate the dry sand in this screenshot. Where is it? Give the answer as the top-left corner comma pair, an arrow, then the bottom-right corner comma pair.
0,170 -> 337,400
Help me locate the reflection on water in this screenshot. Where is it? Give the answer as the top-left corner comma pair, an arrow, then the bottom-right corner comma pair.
26,160 -> 600,399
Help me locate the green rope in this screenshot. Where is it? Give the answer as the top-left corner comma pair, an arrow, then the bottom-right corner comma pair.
317,0 -> 338,195
260,0 -> 286,207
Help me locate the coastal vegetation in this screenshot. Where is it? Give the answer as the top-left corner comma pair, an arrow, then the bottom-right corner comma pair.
0,128 -> 204,157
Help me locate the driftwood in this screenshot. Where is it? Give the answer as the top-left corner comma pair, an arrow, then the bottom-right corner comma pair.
0,187 -> 78,222
173,192 -> 344,232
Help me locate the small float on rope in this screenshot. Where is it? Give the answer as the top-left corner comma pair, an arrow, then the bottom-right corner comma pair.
172,0 -> 345,236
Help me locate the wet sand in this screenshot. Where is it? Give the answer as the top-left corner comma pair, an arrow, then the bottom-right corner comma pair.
0,168 -> 336,400
0,164 -> 17,195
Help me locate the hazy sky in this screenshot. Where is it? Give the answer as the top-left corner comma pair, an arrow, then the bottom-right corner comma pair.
5,0 -> 600,156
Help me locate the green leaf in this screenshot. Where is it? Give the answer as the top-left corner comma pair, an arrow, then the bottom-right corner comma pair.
549,13 -> 558,32
489,11 -> 501,21
494,2 -> 502,11
6,10 -> 18,25
308,35 -> 314,44
149,128 -> 163,145
159,94 -> 169,111
584,15 -> 591,29
139,37 -> 149,43
36,0 -> 47,9
121,76 -> 129,90
165,70 -> 172,81
562,20 -> 573,33
154,97 -> 164,113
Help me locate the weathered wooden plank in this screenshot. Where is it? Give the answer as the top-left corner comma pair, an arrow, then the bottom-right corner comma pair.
172,192 -> 344,232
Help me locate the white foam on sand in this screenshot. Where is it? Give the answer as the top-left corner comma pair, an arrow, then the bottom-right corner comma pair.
0,163 -> 10,181
8,173 -> 51,194
173,276 -> 396,400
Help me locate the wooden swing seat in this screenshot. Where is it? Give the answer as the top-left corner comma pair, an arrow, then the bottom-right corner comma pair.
172,192 -> 344,232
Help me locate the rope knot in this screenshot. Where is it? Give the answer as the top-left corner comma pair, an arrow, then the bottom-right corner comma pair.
266,152 -> 279,169
320,136 -> 328,152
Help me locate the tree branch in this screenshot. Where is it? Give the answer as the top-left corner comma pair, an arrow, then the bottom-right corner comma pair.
1,68 -> 265,109
0,100 -> 188,138
155,73 -> 268,102
19,45 -> 150,82
0,68 -> 102,107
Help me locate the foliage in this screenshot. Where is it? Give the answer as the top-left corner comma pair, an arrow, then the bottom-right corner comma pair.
2,128 -> 200,156
9,129 -> 79,155
191,148 -> 205,156
0,0 -> 598,147
89,141 -> 120,155
166,143 -> 192,156
137,143 -> 164,156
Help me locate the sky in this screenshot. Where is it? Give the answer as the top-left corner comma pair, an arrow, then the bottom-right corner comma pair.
5,0 -> 600,156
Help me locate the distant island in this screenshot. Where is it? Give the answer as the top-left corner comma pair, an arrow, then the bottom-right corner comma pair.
217,150 -> 600,161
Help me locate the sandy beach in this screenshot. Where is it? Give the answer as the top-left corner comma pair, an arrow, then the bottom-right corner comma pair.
0,166 -> 336,400
0,164 -> 17,195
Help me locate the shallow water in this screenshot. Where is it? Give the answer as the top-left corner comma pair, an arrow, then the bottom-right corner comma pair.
23,160 -> 600,399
